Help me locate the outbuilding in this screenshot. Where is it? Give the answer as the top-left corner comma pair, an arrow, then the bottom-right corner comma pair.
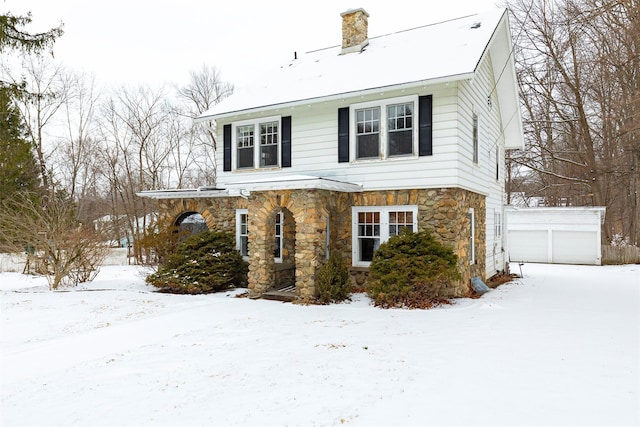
505,207 -> 606,266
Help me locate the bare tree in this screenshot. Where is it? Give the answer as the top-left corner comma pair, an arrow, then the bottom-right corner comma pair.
0,192 -> 107,289
507,0 -> 640,244
98,86 -> 170,262
176,64 -> 234,185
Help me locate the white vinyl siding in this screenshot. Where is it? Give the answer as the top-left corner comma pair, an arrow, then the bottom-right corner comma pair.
216,84 -> 461,191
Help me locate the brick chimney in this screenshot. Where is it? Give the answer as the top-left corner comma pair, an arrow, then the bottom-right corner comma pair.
341,8 -> 369,54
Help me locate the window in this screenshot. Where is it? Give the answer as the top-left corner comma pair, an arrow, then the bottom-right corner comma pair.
496,147 -> 499,180
472,113 -> 479,164
236,125 -> 254,169
236,209 -> 249,259
351,96 -> 418,160
468,208 -> 475,264
237,209 -> 283,262
260,122 -> 279,167
356,211 -> 380,262
233,116 -> 280,170
494,210 -> 502,238
352,206 -> 418,267
274,212 -> 283,262
387,103 -> 413,156
389,210 -> 414,236
356,107 -> 380,159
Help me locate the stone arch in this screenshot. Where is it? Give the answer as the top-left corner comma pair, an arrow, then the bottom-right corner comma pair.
174,211 -> 208,235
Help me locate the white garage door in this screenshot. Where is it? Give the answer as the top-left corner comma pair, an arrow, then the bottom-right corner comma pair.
505,207 -> 605,266
552,231 -> 598,264
508,230 -> 548,263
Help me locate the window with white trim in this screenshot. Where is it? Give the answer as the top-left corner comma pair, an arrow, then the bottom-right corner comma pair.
494,210 -> 502,238
351,96 -> 417,161
274,212 -> 283,263
472,113 -> 479,164
236,209 -> 283,263
352,205 -> 418,267
233,116 -> 280,170
236,209 -> 249,260
468,208 -> 475,264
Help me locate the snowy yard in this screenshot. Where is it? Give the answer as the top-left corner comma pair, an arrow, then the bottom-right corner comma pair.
1,263 -> 638,426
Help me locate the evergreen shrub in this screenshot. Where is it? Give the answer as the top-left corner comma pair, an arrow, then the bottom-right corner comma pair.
146,231 -> 248,294
366,229 -> 461,308
316,251 -> 352,304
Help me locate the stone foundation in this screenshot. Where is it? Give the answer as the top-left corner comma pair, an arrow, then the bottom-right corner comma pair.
158,187 -> 485,302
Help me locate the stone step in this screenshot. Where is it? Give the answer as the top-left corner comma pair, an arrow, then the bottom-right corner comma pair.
261,290 -> 295,302
262,284 -> 296,302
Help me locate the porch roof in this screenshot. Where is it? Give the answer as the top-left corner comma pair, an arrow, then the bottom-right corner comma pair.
137,175 -> 363,199
224,175 -> 363,193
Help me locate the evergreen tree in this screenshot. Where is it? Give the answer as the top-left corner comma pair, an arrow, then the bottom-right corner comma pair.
0,86 -> 41,196
0,12 -> 63,55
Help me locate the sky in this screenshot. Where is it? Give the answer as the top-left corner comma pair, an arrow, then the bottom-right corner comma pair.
4,0 -> 502,90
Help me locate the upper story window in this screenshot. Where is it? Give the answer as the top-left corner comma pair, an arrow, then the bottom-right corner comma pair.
472,113 -> 479,164
236,125 -> 255,169
355,107 -> 380,158
350,95 -> 418,161
233,116 -> 281,170
387,103 -> 414,156
223,116 -> 291,172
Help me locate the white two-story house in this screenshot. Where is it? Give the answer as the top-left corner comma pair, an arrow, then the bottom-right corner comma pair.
139,7 -> 524,302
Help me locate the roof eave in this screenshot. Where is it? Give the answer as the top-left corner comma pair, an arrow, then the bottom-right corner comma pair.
196,72 -> 475,123
136,188 -> 237,200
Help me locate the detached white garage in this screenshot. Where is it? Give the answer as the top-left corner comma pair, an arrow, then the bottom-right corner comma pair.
505,207 -> 606,265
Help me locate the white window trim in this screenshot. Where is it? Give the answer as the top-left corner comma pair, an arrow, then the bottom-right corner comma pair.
351,205 -> 418,267
349,95 -> 419,162
236,209 -> 249,261
494,209 -> 502,238
231,115 -> 281,171
274,211 -> 283,264
469,207 -> 475,265
472,112 -> 479,165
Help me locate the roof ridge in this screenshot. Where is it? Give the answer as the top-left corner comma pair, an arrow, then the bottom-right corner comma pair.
304,12 -> 480,55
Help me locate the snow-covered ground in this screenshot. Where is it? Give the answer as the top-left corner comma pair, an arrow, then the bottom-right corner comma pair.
1,263 -> 638,426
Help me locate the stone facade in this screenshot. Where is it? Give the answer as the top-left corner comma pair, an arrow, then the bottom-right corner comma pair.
341,8 -> 369,54
158,187 -> 485,302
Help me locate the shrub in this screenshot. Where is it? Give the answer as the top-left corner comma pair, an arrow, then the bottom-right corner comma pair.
316,251 -> 352,304
146,231 -> 248,294
366,228 -> 461,308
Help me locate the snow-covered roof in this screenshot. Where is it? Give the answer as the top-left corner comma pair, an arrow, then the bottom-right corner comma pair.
137,175 -> 363,199
199,8 -> 508,121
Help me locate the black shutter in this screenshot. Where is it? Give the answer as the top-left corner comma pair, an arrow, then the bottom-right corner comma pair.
281,116 -> 292,168
223,124 -> 232,171
338,107 -> 350,163
418,95 -> 433,156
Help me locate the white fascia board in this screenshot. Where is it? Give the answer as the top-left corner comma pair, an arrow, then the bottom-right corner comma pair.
136,188 -> 235,199
224,175 -> 363,193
